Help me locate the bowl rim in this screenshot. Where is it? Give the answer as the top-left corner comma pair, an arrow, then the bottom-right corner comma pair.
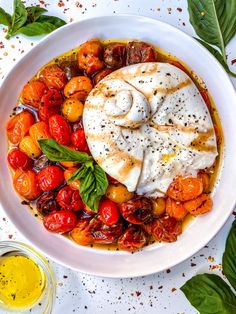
1,14 -> 236,278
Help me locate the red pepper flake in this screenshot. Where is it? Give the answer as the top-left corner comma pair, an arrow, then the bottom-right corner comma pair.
171,288 -> 176,292
63,275 -> 68,279
135,291 -> 141,297
233,211 -> 236,217
231,59 -> 236,65
182,273 -> 185,277
8,234 -> 13,239
58,0 -> 65,7
76,1 -> 83,8
177,8 -> 182,12
3,217 -> 6,221
191,263 -> 196,267
166,269 -> 171,273
158,285 -> 163,289
0,42 -> 4,49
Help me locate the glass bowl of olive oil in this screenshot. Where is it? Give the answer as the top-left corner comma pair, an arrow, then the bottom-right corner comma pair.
0,241 -> 56,313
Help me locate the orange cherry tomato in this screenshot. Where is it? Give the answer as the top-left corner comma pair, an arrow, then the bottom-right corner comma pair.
167,176 -> 203,202
39,64 -> 67,90
38,88 -> 63,122
29,121 -> 51,147
71,129 -> 90,153
13,169 -> 42,200
166,198 -> 188,221
183,194 -> 213,215
64,76 -> 93,101
6,110 -> 35,145
21,80 -> 47,108
64,167 -> 80,190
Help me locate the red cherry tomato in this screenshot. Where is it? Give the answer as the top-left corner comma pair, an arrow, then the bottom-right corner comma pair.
56,186 -> 84,211
99,199 -> 119,226
49,114 -> 72,145
39,64 -> 67,90
8,148 -> 33,170
39,89 -> 63,122
13,169 -> 42,200
37,166 -> 64,191
71,129 -> 89,153
44,210 -> 77,233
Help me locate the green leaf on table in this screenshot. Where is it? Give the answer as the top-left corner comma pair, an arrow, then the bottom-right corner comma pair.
0,7 -> 12,26
181,273 -> 236,314
15,21 -> 56,36
36,15 -> 66,28
196,39 -> 236,78
26,6 -> 47,23
11,0 -> 27,33
187,0 -> 236,60
223,219 -> 236,291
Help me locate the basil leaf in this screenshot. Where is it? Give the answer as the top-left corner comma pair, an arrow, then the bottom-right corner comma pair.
196,39 -> 236,78
11,0 -> 27,33
26,6 -> 47,23
38,139 -> 92,163
0,7 -> 12,26
223,220 -> 236,291
36,15 -> 66,28
181,273 -> 236,314
187,0 -> 236,60
15,21 -> 57,36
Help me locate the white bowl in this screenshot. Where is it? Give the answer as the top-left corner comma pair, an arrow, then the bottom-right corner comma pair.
1,15 -> 236,278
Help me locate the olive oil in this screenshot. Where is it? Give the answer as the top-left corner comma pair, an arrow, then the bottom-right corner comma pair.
0,255 -> 45,311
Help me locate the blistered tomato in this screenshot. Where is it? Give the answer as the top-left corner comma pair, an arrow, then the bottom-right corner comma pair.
13,169 -> 42,200
99,198 -> 119,226
49,114 -> 72,145
21,80 -> 47,108
7,148 -> 33,170
39,89 -> 63,122
71,129 -> 89,153
37,166 -> 64,191
39,64 -> 67,90
56,186 -> 84,211
44,210 -> 77,233
64,76 -> 93,101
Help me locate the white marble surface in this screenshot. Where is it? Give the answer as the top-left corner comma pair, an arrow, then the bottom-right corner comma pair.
0,1 -> 236,313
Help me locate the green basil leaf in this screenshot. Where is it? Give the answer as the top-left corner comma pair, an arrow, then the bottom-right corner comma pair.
36,15 -> 66,28
0,7 -> 12,26
11,0 -> 27,33
15,21 -> 57,36
94,165 -> 109,195
26,6 -> 47,23
196,39 -> 236,78
38,139 -> 92,163
223,220 -> 236,291
181,273 -> 236,314
187,0 -> 236,60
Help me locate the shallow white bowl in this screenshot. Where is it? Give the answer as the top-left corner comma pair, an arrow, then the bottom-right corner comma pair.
1,15 -> 236,278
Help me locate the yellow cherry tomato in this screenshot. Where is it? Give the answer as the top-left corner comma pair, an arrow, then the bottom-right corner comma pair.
105,183 -> 134,204
19,136 -> 41,159
62,99 -> 84,122
152,198 -> 166,217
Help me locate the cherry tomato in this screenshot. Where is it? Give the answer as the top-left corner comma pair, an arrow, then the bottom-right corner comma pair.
166,198 -> 188,221
197,172 -> 210,193
91,218 -> 124,244
64,167 -> 80,190
126,41 -> 156,64
118,226 -> 147,252
56,186 -> 84,211
21,80 -> 48,108
44,210 -> 77,233
99,199 -> 119,226
105,183 -> 134,203
71,129 -> 89,153
119,198 -> 152,225
64,76 -> 93,101
183,194 -> 213,215
19,135 -> 42,159
36,192 -> 59,216
6,110 -> 35,145
37,165 -> 64,191
39,64 -> 67,90
49,114 -> 72,145
29,121 -> 51,147
71,219 -> 94,245
152,216 -> 182,242
39,89 -> 63,122
7,148 -> 33,170
93,68 -> 112,85
13,169 -> 42,200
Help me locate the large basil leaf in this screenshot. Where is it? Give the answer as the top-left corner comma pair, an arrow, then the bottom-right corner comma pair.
37,15 -> 66,28
26,6 -> 47,23
223,220 -> 236,291
196,39 -> 236,78
11,0 -> 27,33
16,22 -> 56,36
181,273 -> 236,314
187,0 -> 236,60
0,7 -> 12,26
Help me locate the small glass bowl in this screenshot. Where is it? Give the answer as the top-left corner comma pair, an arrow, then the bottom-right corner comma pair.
0,241 -> 56,313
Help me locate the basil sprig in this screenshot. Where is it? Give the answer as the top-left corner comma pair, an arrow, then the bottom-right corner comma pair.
187,0 -> 236,77
0,0 -> 66,39
38,139 -> 108,212
181,220 -> 236,314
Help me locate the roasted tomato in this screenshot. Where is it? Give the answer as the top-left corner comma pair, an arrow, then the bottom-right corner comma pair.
37,165 -> 64,191
19,135 -> 42,159
166,198 -> 188,221
39,88 -> 63,122
118,226 -> 147,252
44,210 -> 77,233
183,194 -> 213,215
57,60 -> 81,81
167,176 -> 203,202
91,217 -> 124,244
29,121 -> 51,147
36,191 -> 59,216
6,110 -> 35,145
99,198 -> 119,226
13,169 -> 42,200
105,183 -> 134,204
64,76 -> 93,101
151,198 -> 166,217
126,41 -> 156,64
49,114 -> 72,145
71,129 -> 90,153
71,219 -> 94,245
56,186 -> 84,211
118,198 -> 152,224
62,99 -> 84,123
152,216 -> 182,242
7,148 -> 33,170
78,39 -> 104,75
21,80 -> 47,108
64,167 -> 80,190
93,68 -> 112,85
104,43 -> 126,69
39,64 -> 67,90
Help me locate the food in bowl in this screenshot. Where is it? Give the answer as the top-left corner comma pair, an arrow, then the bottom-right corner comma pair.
6,38 -> 222,252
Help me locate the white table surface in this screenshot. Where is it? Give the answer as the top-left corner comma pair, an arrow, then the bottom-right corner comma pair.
0,1 -> 236,313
